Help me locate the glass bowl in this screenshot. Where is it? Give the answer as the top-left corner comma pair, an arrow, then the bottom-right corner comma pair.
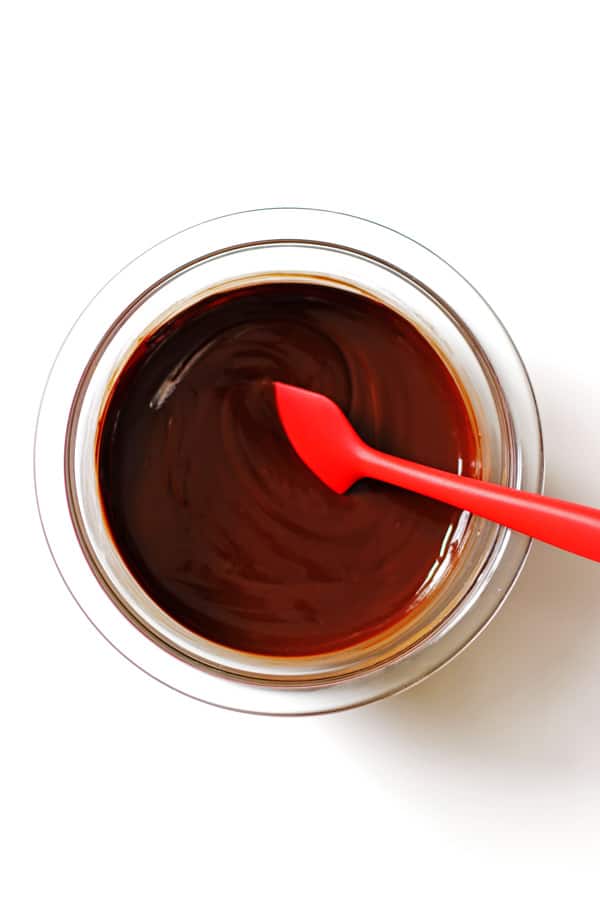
35,208 -> 543,714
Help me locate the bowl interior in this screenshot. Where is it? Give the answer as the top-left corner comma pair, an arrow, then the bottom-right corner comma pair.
67,243 -> 513,683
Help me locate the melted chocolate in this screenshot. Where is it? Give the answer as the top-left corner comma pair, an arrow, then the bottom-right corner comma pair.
97,282 -> 478,656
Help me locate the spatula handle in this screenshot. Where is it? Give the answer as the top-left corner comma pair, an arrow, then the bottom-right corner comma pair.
360,447 -> 600,562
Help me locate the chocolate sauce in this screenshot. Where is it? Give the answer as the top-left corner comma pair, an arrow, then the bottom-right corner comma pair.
97,282 -> 479,656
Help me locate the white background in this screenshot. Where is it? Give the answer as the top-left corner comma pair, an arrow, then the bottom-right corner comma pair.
2,1 -> 600,896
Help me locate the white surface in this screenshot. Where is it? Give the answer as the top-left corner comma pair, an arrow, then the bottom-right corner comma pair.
2,1 -> 599,896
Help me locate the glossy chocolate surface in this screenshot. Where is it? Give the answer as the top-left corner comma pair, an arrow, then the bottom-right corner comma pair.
98,282 -> 478,655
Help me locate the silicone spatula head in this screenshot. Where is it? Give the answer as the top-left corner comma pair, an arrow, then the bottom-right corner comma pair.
273,382 -> 363,493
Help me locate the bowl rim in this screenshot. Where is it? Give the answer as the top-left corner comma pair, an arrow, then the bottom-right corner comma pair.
34,208 -> 544,715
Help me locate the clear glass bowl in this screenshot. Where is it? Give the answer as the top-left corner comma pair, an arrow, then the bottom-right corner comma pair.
34,208 -> 543,714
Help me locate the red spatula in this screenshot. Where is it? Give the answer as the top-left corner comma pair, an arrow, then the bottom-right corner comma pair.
274,382 -> 600,563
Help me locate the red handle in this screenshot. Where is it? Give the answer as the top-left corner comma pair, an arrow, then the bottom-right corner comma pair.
360,446 -> 600,562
